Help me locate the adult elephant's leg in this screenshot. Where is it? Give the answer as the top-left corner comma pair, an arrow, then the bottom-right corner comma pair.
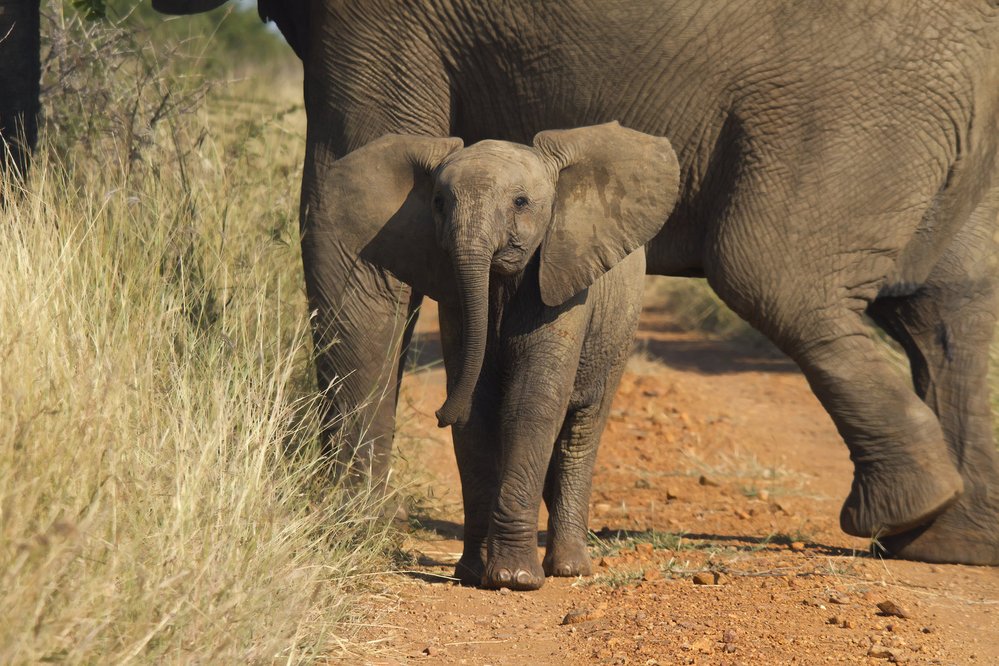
438,302 -> 501,585
303,242 -> 419,493
707,167 -> 963,542
299,135 -> 422,492
867,196 -> 999,565
297,29 -> 450,492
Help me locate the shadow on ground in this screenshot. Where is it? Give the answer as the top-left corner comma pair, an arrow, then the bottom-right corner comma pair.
405,517 -> 866,567
633,335 -> 797,375
406,326 -> 798,377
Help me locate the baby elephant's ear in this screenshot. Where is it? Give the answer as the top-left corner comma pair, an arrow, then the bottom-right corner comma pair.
303,134 -> 463,304
533,122 -> 680,307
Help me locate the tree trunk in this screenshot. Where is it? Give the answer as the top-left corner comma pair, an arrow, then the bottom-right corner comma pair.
0,0 -> 40,192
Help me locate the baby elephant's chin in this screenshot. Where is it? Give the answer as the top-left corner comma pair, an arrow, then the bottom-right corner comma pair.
491,252 -> 530,276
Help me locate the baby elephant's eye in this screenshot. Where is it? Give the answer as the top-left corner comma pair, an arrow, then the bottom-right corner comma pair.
513,195 -> 529,210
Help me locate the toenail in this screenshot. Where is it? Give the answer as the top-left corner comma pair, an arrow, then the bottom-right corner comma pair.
516,570 -> 533,586
497,569 -> 511,583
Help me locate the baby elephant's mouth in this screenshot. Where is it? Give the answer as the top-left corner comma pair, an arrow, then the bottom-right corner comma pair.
491,246 -> 530,276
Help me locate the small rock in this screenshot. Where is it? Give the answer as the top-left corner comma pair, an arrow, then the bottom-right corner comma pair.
790,541 -> 806,552
692,572 -> 718,586
773,501 -> 793,516
635,478 -> 652,489
734,509 -> 750,520
868,645 -> 893,659
690,637 -> 714,654
499,587 -> 511,595
921,626 -> 933,634
666,488 -> 680,500
828,615 -> 843,625
722,629 -> 737,643
699,475 -> 719,487
829,592 -> 851,605
842,618 -> 854,629
422,646 -> 438,657
562,608 -> 605,625
724,643 -> 737,653
594,502 -> 612,513
635,542 -> 654,557
757,489 -> 770,502
868,645 -> 906,663
642,388 -> 661,397
877,600 -> 911,619
643,568 -> 662,582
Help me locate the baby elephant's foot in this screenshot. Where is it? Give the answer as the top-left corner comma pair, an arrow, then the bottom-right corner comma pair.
543,539 -> 593,577
482,541 -> 544,591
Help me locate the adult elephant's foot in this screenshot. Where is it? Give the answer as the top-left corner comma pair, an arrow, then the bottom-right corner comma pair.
542,538 -> 593,577
482,540 -> 544,591
839,443 -> 964,538
876,486 -> 999,566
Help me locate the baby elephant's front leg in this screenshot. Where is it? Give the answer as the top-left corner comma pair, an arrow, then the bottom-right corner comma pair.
481,295 -> 589,591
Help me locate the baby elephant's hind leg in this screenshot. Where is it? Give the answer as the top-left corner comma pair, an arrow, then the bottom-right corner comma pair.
544,251 -> 645,577
542,401 -> 610,577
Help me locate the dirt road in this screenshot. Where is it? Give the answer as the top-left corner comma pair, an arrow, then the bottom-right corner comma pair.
360,296 -> 999,665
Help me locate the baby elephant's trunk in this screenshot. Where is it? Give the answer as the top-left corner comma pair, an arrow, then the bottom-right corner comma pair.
435,247 -> 491,428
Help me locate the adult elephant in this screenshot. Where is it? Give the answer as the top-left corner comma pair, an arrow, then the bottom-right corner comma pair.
0,0 -> 40,190
154,0 -> 999,568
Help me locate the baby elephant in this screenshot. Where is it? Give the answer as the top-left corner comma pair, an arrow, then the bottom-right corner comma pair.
323,123 -> 680,589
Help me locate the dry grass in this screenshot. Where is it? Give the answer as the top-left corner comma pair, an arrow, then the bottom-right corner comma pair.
0,12 -> 392,661
642,275 -> 752,340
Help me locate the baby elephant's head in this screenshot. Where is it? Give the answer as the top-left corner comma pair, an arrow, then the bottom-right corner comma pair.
324,122 -> 680,428
431,141 -> 556,278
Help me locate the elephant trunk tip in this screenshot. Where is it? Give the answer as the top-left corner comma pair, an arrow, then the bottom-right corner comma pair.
435,398 -> 470,429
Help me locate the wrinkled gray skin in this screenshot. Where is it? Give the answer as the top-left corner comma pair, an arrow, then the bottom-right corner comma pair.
335,127 -> 679,588
155,0 -> 999,571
